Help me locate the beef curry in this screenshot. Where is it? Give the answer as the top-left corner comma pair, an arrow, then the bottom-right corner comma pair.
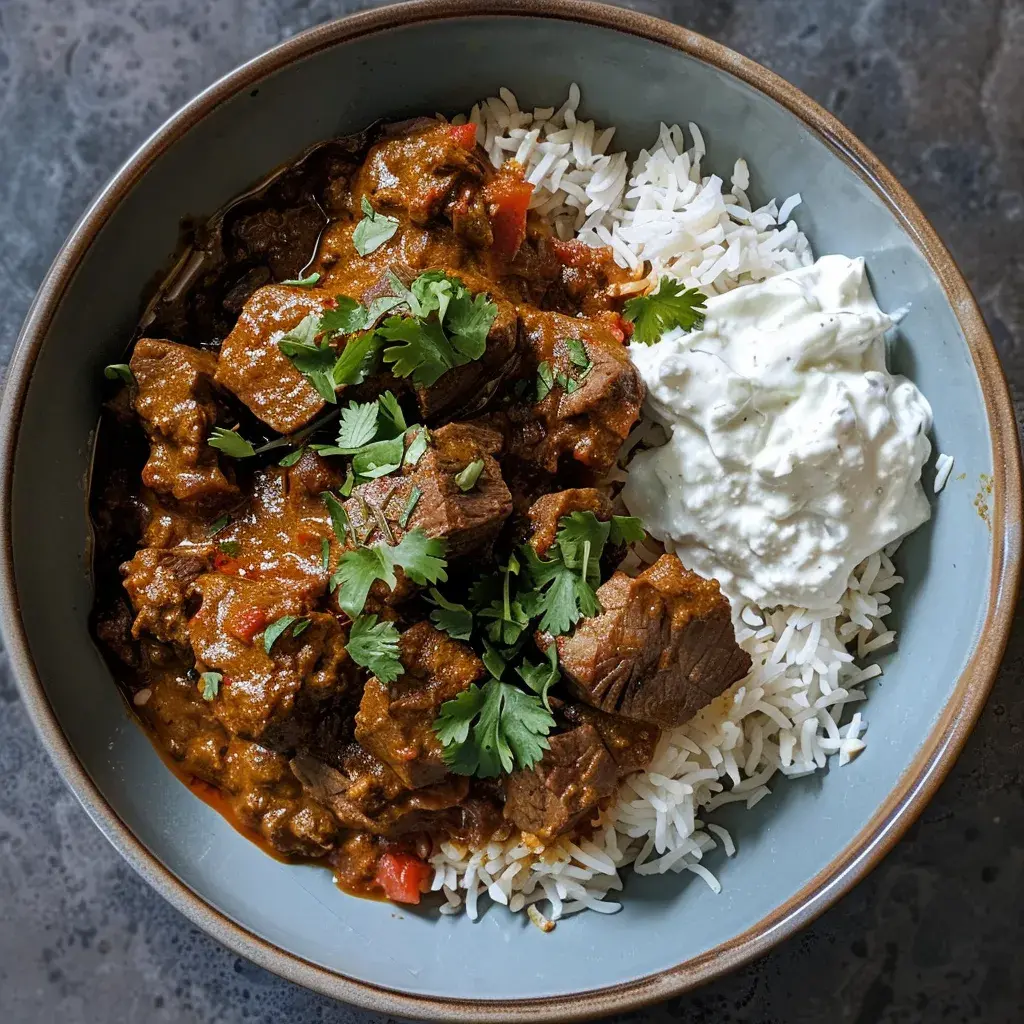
90,116 -> 751,905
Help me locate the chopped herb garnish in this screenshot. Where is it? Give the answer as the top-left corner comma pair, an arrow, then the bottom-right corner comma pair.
454,459 -> 485,492
322,491 -> 355,547
337,399 -> 380,451
263,614 -> 309,654
400,485 -> 422,528
199,671 -> 222,701
207,515 -> 231,536
330,329 -> 384,387
218,540 -> 241,557
208,427 -> 256,459
477,554 -> 530,645
352,196 -> 400,256
480,638 -> 508,680
623,276 -> 707,344
535,361 -> 554,402
404,427 -> 430,467
565,337 -> 591,371
516,646 -> 560,710
281,271 -> 321,288
331,529 -> 447,617
427,587 -> 473,640
104,363 -> 134,385
610,514 -> 646,545
320,537 -> 330,571
339,467 -> 355,497
346,614 -> 404,682
278,313 -> 338,403
278,447 -> 305,467
433,678 -> 554,778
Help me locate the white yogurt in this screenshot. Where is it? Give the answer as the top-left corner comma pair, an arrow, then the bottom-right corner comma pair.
622,255 -> 933,611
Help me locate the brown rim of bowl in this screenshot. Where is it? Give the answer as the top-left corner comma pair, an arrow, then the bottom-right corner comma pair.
0,1 -> 1020,1019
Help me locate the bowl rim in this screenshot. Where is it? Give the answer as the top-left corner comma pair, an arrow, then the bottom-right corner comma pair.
1,0 -> 1020,1019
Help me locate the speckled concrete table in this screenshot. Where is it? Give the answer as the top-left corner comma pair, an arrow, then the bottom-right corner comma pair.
1,1 -> 1022,1021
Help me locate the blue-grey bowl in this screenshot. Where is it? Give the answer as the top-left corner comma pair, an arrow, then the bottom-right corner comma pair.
1,2 -> 1020,1019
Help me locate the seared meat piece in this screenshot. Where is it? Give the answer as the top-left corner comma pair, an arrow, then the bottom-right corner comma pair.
355,622 -> 485,788
214,284 -> 332,434
556,555 -> 751,729
354,120 -> 490,230
291,746 -> 469,837
503,724 -> 618,840
188,573 -> 351,751
548,238 -> 636,317
341,421 -> 512,574
122,544 -> 213,647
286,448 -> 346,497
527,488 -> 613,557
562,703 -> 659,777
222,738 -> 338,857
130,339 -> 239,505
500,309 -> 645,475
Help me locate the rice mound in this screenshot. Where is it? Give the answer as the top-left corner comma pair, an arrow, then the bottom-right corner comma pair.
431,86 -> 899,926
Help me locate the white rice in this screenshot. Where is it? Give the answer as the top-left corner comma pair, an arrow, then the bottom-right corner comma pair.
934,452 -> 954,493
430,87 -> 914,922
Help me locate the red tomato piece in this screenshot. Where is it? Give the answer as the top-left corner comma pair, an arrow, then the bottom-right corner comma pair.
485,175 -> 534,259
549,237 -> 593,267
375,851 -> 432,905
448,122 -> 479,150
227,606 -> 268,645
213,552 -> 241,574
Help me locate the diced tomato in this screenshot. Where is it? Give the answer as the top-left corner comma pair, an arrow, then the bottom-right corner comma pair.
322,296 -> 338,310
484,173 -> 534,259
594,310 -> 632,344
213,552 -> 242,575
550,237 -> 617,268
448,122 -> 479,151
227,606 -> 268,645
374,851 -> 432,905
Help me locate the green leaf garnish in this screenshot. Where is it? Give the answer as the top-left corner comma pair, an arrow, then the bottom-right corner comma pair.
535,360 -> 554,401
427,587 -> 473,640
454,458 -> 485,492
281,272 -> 321,287
208,427 -> 256,459
353,196 -> 400,256
516,645 -> 560,710
218,540 -> 241,557
278,447 -> 305,467
104,363 -> 134,385
330,329 -> 384,387
433,678 -> 554,778
404,427 -> 430,467
400,485 -> 422,528
623,276 -> 707,344
263,614 -> 309,653
337,399 -> 380,451
320,537 -> 330,571
565,338 -> 591,371
199,671 -> 222,701
278,313 -> 337,403
610,515 -> 646,546
346,614 -> 404,682
322,491 -> 355,547
207,515 -> 231,536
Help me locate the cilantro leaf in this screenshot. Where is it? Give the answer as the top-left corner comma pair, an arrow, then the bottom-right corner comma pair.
331,329 -> 383,387
339,467 -> 355,497
320,537 -> 330,571
446,288 -> 498,361
623,277 -> 707,344
199,671 -> 222,701
404,426 -> 430,466
378,391 -> 407,434
351,436 -> 405,479
353,196 -> 399,256
319,296 -> 373,337
104,363 -> 134,385
281,272 -> 321,287
278,313 -> 337,402
389,529 -> 448,586
555,511 -> 611,584
565,337 -> 591,370
535,360 -> 554,402
410,270 -> 455,322
207,515 -> 231,536
278,447 -> 305,467
346,614 -> 403,682
427,587 -> 473,640
481,638 -> 508,679
610,514 -> 646,546
454,458 -> 485,492
478,554 -> 530,645
218,540 -> 240,557
208,427 -> 256,459
521,532 -> 602,637
322,491 -> 354,547
517,646 -> 559,710
434,678 -> 553,778
263,614 -> 309,653
379,314 -> 458,387
337,400 -> 379,451
399,485 -> 422,528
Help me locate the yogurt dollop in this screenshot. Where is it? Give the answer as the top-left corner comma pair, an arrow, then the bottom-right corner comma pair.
622,255 -> 933,611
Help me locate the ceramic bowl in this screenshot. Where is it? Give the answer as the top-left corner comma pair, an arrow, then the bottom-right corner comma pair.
1,1 -> 1020,1019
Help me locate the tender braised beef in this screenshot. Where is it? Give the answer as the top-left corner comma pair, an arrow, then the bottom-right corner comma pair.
555,555 -> 752,729
90,114 -> 748,906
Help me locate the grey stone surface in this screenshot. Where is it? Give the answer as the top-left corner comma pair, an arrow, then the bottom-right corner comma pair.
0,0 -> 1022,1020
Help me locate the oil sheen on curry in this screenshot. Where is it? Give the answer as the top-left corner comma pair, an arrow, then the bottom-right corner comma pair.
90,116 -> 751,906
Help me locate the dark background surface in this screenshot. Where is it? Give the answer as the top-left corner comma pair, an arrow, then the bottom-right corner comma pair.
1,1 -> 1022,1021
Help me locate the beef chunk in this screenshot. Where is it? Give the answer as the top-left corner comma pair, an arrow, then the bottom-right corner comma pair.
122,544 -> 213,647
562,703 -> 659,776
505,309 -> 645,474
354,622 -> 485,788
222,738 -> 338,857
527,488 -> 613,558
130,339 -> 239,505
341,421 -> 512,577
286,449 -> 346,497
556,555 -> 751,729
353,120 -> 490,228
214,284 -> 332,434
503,724 -> 618,840
188,573 -> 352,750
291,746 -> 469,837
